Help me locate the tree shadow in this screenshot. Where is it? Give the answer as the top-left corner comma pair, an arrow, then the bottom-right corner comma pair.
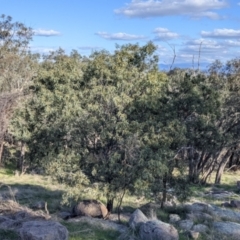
0,182 -> 67,213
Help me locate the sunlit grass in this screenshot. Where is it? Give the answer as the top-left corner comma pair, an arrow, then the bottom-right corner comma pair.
1,166 -> 240,240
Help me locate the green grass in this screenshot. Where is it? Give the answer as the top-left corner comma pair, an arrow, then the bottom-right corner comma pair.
1,166 -> 240,240
62,222 -> 121,240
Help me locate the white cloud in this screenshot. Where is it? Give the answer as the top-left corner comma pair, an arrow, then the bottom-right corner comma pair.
153,28 -> 179,41
95,32 -> 146,41
173,38 -> 240,65
181,39 -> 224,54
201,29 -> 240,38
115,0 -> 227,19
30,46 -> 57,54
33,29 -> 61,37
224,40 -> 240,47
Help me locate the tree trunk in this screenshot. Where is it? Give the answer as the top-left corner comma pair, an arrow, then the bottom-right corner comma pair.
215,149 -> 232,184
161,175 -> 167,209
106,197 -> 114,213
0,141 -> 3,167
17,142 -> 26,174
188,147 -> 200,183
117,188 -> 126,222
200,153 -> 216,184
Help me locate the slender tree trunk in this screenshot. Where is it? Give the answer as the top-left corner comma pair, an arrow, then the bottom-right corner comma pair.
161,175 -> 167,209
188,148 -> 199,183
17,141 -> 26,174
0,141 -> 4,167
117,188 -> 126,222
215,149 -> 232,184
200,153 -> 216,184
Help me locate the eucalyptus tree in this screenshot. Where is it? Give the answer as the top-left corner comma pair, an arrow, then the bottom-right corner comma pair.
163,69 -> 223,184
10,49 -> 84,172
71,42 -> 167,211
0,15 -> 36,165
211,58 -> 240,183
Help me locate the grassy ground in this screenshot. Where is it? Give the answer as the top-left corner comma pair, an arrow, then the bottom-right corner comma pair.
62,222 -> 121,240
1,167 -> 240,240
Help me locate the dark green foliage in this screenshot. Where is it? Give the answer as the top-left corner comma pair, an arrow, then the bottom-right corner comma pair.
5,15 -> 240,209
0,229 -> 19,240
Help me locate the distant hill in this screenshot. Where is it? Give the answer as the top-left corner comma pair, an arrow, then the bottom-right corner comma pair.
159,62 -> 210,72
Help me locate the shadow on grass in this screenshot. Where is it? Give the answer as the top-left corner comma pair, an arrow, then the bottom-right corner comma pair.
0,182 -> 66,213
0,229 -> 19,240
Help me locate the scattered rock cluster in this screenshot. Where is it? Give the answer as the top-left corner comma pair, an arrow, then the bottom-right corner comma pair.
173,202 -> 240,239
120,209 -> 179,240
0,200 -> 68,240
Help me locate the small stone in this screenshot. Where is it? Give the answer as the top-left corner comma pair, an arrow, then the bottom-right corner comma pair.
187,230 -> 200,239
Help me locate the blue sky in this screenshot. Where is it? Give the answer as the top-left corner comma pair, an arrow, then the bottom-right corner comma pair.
1,0 -> 240,69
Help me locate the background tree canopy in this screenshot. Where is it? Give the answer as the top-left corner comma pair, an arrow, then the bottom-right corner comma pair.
2,16 -> 240,213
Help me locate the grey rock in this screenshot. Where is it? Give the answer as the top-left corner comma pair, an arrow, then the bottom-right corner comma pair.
169,214 -> 181,224
192,224 -> 209,233
186,212 -> 213,222
129,209 -> 148,230
237,181 -> 240,191
178,219 -> 194,231
230,200 -> 240,208
14,211 -> 32,220
210,206 -> 240,222
0,218 -> 22,230
221,202 -> 232,208
19,220 -> 68,240
186,202 -> 214,213
139,220 -> 179,240
213,221 -> 240,239
186,202 -> 240,223
0,216 -> 9,223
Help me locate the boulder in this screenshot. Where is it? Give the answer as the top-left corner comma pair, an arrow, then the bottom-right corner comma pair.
230,200 -> 240,209
186,202 -> 240,223
178,219 -> 194,231
129,209 -> 148,230
19,220 -> 68,240
73,199 -> 108,219
169,214 -> 181,224
192,224 -> 209,233
213,221 -> 240,239
237,181 -> 240,191
138,220 -> 179,240
210,206 -> 240,222
185,202 -> 214,213
221,202 -> 232,208
186,212 -> 213,222
0,218 -> 20,230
